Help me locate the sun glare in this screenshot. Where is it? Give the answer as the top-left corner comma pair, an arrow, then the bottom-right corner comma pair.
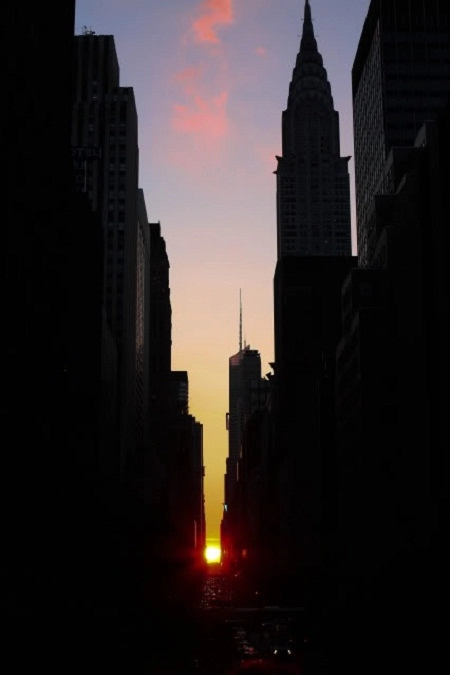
205,545 -> 221,564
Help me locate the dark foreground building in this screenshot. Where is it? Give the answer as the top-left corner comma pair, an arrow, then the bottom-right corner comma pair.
4,4 -> 120,665
329,94 -> 450,675
272,255 -> 356,607
353,0 -> 450,267
265,4 -> 450,673
4,0 -> 104,610
325,2 -> 450,672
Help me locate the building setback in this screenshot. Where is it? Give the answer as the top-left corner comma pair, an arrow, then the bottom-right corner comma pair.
275,0 -> 351,259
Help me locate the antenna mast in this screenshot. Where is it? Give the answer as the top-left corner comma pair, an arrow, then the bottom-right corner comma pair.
239,289 -> 242,352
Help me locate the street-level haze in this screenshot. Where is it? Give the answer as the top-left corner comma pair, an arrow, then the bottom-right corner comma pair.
74,0 -> 370,542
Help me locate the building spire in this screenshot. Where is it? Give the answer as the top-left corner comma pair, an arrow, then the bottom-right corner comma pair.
299,0 -> 319,63
285,0 -> 332,110
239,289 -> 242,352
304,0 -> 312,30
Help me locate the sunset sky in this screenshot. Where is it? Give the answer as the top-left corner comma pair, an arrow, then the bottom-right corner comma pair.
74,0 -> 371,544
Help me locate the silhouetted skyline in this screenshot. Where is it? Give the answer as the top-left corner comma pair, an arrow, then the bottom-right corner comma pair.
5,2 -> 449,671
74,0 -> 370,542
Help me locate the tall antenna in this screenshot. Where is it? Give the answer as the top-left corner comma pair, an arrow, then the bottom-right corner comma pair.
239,289 -> 242,352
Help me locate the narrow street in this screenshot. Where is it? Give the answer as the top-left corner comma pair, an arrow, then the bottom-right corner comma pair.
185,565 -> 310,674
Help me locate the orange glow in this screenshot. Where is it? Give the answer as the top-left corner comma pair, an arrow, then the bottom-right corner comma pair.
205,545 -> 221,563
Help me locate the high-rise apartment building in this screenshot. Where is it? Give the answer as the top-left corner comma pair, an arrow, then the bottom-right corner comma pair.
352,0 -> 450,267
275,0 -> 352,259
72,31 -> 140,469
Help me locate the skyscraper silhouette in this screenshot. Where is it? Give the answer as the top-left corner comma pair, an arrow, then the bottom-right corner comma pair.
222,291 -> 265,572
72,31 -> 141,471
352,0 -> 450,267
270,1 -> 357,606
275,0 -> 352,259
329,2 -> 450,672
5,0 -> 109,658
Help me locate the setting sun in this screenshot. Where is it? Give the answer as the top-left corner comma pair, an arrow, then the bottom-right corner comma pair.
204,545 -> 221,564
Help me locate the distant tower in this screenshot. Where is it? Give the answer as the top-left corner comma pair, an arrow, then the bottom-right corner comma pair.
239,288 -> 242,352
223,291 -> 263,563
275,0 -> 351,259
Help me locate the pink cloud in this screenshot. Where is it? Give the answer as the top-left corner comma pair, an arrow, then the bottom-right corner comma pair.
174,67 -> 202,83
174,66 -> 203,95
166,0 -> 234,168
255,47 -> 267,57
172,92 -> 228,138
192,0 -> 234,44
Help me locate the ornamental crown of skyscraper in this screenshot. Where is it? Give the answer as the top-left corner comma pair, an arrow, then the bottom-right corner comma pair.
287,0 -> 333,110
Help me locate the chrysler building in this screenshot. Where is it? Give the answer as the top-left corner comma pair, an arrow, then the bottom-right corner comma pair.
275,0 -> 351,259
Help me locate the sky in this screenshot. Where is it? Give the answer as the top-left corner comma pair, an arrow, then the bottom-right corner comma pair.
74,0 -> 371,544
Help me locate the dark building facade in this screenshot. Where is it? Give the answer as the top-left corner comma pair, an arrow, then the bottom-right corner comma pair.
72,31 -> 141,472
275,0 -> 352,258
148,220 -> 172,524
4,0 -> 109,630
135,188 -> 151,459
226,346 -> 262,507
149,221 -> 172,461
272,255 -> 356,605
166,372 -> 206,567
231,381 -> 271,583
5,5 -> 205,668
333,105 -> 450,667
324,2 -> 450,670
222,343 -> 264,570
352,0 -> 450,267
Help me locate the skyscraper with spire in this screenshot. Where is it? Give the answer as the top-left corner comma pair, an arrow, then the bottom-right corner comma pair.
222,293 -> 264,569
275,0 -> 351,259
269,0 -> 357,604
